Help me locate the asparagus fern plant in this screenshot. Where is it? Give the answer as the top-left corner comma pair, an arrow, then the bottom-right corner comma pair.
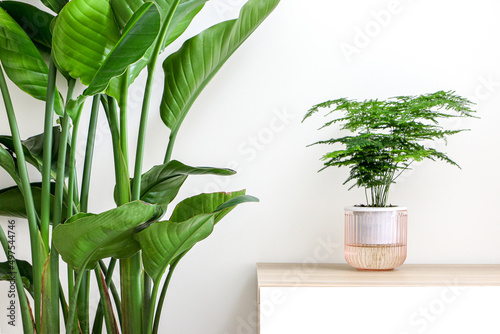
303,91 -> 476,207
0,0 -> 280,333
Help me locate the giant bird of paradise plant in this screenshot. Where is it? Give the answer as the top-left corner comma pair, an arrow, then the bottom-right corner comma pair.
0,0 -> 280,333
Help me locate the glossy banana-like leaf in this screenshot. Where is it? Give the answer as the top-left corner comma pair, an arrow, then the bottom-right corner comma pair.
83,2 -> 161,96
170,191 -> 259,224
52,0 -> 121,86
0,1 -> 54,53
53,201 -> 159,269
40,0 -> 67,14
0,145 -> 20,186
137,192 -> 258,281
135,213 -> 215,282
0,127 -> 71,178
119,160 -> 235,213
160,0 -> 279,133
162,3 -> 204,49
106,0 -> 207,100
0,7 -> 64,115
111,0 -> 207,44
0,182 -> 68,222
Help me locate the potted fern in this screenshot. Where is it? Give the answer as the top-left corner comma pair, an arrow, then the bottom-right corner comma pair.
303,91 -> 476,270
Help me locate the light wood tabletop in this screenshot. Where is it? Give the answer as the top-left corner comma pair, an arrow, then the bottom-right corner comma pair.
257,263 -> 500,287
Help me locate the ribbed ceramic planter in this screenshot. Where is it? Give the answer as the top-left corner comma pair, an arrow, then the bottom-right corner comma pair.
344,206 -> 407,271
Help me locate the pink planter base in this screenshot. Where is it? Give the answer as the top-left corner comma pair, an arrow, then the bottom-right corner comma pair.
344,207 -> 408,271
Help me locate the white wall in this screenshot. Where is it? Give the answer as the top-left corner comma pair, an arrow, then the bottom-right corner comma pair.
1,0 -> 500,333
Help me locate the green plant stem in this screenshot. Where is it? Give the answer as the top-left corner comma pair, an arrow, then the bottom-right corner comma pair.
77,271 -> 91,334
52,78 -> 76,227
120,256 -> 143,334
92,258 -> 118,334
0,66 -> 43,332
65,102 -> 88,334
67,265 -> 73,313
132,0 -> 181,200
130,8 -> 181,329
0,225 -> 34,334
99,259 -> 122,325
80,95 -> 100,213
104,94 -> 139,333
145,280 -> 161,334
67,115 -> 82,213
142,272 -> 153,333
75,95 -> 100,334
105,95 -> 130,205
94,266 -> 119,334
119,71 -> 129,165
66,267 -> 88,334
41,57 -> 57,251
164,132 -> 176,163
152,259 -> 180,334
49,78 -> 76,332
59,284 -> 69,324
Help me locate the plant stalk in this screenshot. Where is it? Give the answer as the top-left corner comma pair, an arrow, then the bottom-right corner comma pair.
119,71 -> 129,165
40,57 -> 57,251
152,259 -> 180,334
145,280 -> 161,334
130,7 -> 182,328
80,95 -> 101,213
65,267 -> 88,334
49,78 -> 76,332
92,258 -> 118,334
105,96 -> 130,205
0,66 -> 43,332
132,0 -> 182,199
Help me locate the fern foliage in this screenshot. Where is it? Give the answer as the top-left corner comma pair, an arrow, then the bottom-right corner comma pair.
303,91 -> 476,207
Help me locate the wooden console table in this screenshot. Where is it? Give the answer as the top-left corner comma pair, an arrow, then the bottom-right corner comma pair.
257,264 -> 500,334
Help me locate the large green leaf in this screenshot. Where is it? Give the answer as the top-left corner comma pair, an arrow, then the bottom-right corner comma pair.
160,0 -> 279,134
52,0 -> 121,85
105,0 -> 207,99
170,191 -> 258,224
162,3 -> 204,49
111,0 -> 207,43
110,0 -> 143,29
0,127 -> 71,178
136,192 -> 258,281
53,201 -> 159,269
40,0 -> 68,13
0,183 -> 68,222
0,259 -> 33,295
0,7 -> 64,114
0,145 -> 20,186
0,1 -> 54,53
119,160 -> 235,212
83,2 -> 161,96
135,213 -> 215,281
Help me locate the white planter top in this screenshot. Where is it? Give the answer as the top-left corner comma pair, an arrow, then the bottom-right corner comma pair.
344,206 -> 407,212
